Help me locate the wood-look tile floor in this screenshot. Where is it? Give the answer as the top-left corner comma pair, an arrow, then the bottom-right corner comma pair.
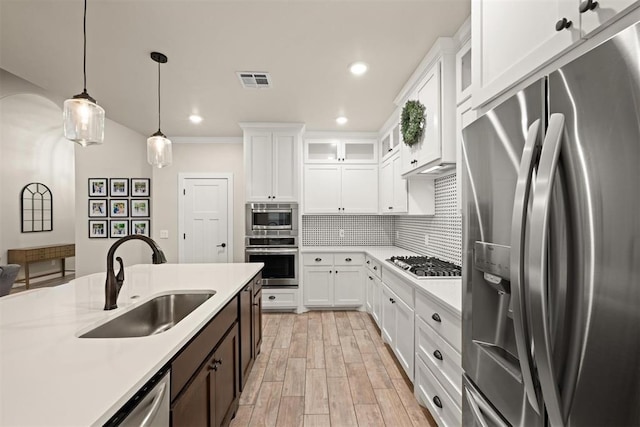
231,311 -> 437,427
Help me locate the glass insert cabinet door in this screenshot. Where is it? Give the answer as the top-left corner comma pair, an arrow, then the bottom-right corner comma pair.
305,139 -> 377,163
21,182 -> 53,232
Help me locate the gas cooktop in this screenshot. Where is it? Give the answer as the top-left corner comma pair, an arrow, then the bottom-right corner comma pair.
387,256 -> 462,278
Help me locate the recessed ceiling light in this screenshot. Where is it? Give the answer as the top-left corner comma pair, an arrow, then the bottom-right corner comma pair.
189,114 -> 203,124
349,62 -> 368,76
336,116 -> 348,125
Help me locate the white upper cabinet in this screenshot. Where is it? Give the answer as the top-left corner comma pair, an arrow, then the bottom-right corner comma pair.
303,164 -> 378,214
396,39 -> 457,178
242,123 -> 304,202
472,0 -> 640,108
472,0 -> 580,108
455,39 -> 472,105
581,0 -> 640,35
304,138 -> 377,164
380,152 -> 408,214
380,120 -> 402,162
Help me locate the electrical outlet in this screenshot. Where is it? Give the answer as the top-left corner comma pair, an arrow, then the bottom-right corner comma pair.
339,229 -> 345,238
424,234 -> 430,246
395,230 -> 400,240
160,230 -> 169,239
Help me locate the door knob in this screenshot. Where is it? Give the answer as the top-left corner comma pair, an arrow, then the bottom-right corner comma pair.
217,243 -> 226,248
579,0 -> 598,13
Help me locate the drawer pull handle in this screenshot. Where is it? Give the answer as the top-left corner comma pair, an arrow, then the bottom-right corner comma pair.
268,296 -> 276,300
390,298 -> 395,304
433,396 -> 443,409
432,313 -> 442,322
345,257 -> 352,262
433,350 -> 443,361
253,303 -> 259,306
369,276 -> 373,280
315,258 -> 322,262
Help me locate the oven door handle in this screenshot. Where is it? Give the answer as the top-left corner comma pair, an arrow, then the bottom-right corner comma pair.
245,248 -> 299,254
251,209 -> 292,214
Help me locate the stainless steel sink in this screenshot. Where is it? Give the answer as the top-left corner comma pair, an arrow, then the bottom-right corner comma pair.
80,292 -> 216,338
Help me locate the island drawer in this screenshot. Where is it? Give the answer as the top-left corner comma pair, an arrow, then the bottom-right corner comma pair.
171,296 -> 238,401
416,290 -> 461,353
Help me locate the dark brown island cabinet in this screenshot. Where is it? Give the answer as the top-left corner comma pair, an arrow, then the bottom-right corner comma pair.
170,272 -> 263,427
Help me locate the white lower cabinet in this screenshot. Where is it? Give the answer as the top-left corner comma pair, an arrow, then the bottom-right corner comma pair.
381,282 -> 415,380
303,253 -> 364,308
414,290 -> 462,426
415,356 -> 462,427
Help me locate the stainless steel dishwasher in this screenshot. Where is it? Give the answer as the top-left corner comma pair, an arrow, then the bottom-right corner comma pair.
105,369 -> 170,426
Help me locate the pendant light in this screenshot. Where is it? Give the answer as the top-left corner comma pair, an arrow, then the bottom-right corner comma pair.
147,52 -> 172,168
63,0 -> 105,146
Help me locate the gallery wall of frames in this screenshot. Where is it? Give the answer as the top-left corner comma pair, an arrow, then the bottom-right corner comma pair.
87,178 -> 151,239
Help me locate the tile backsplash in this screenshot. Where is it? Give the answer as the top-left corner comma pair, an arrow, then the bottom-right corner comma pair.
302,215 -> 394,246
302,173 -> 462,266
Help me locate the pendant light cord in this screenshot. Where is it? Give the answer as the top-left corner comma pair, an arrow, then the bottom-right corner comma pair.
157,60 -> 161,132
83,0 -> 87,92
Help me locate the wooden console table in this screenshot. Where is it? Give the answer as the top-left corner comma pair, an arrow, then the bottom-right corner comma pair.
7,244 -> 75,289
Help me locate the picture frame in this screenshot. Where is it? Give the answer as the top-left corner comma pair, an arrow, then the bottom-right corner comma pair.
109,178 -> 129,197
88,220 -> 108,238
130,199 -> 150,218
131,219 -> 150,237
88,199 -> 108,218
88,178 -> 108,197
109,199 -> 129,217
110,220 -> 129,238
131,178 -> 150,197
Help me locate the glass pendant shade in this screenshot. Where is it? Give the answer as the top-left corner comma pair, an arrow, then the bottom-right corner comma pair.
147,131 -> 172,168
63,92 -> 105,146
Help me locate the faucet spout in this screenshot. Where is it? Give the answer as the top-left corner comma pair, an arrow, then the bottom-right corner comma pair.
104,235 -> 167,310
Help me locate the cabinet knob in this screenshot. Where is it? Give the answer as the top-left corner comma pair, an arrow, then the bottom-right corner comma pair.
256,279 -> 262,285
388,206 -> 393,210
315,257 -> 322,262
330,270 -> 333,274
555,17 -> 572,31
267,196 -> 272,199
373,266 -> 377,271
217,243 -> 226,248
433,396 -> 443,409
432,313 -> 442,322
369,276 -> 373,280
388,148 -> 393,152
253,303 -> 260,306
268,296 -> 276,300
390,298 -> 395,304
579,0 -> 598,13
345,257 -> 352,262
366,260 -> 370,264
433,350 -> 443,361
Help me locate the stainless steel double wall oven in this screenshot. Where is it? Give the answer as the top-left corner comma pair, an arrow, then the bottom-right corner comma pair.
245,203 -> 298,288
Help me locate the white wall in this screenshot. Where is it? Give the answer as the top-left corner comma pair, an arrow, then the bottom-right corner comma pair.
74,120 -> 151,277
0,71 -> 75,282
1,68 -> 152,279
152,142 -> 245,263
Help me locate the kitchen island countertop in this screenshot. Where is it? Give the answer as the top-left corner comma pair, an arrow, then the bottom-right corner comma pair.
0,262 -> 263,426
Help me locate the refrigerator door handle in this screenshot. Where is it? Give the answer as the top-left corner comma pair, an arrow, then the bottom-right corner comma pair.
464,377 -> 510,427
509,118 -> 541,413
528,113 -> 566,427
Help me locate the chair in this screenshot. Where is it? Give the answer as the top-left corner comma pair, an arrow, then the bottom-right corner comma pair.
0,264 -> 21,297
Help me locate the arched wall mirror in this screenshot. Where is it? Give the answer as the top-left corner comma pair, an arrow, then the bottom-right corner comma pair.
21,182 -> 53,232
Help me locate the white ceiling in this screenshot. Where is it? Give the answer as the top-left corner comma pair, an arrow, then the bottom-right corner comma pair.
0,0 -> 470,138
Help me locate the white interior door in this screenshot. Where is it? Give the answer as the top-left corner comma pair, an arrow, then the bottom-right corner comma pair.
181,177 -> 230,263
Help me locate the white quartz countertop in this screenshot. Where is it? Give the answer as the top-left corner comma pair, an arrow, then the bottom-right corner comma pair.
301,246 -> 462,315
0,262 -> 263,427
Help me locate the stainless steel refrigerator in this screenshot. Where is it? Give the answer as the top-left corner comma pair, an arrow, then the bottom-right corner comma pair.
461,21 -> 640,427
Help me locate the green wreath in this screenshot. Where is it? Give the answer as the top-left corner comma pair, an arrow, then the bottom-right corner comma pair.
401,100 -> 426,147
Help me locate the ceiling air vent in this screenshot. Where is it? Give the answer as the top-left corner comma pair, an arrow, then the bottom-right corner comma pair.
237,72 -> 272,89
